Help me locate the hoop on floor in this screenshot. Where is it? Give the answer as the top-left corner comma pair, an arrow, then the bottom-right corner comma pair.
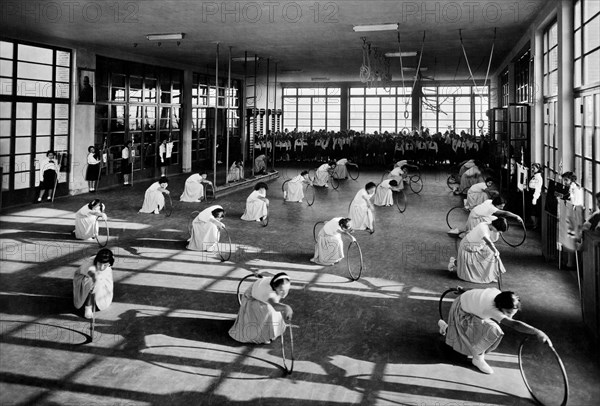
500,219 -> 527,248
347,164 -> 360,181
204,183 -> 215,203
446,206 -> 469,230
188,211 -> 200,236
346,239 -> 364,281
281,322 -> 297,375
164,193 -> 173,217
519,337 -> 569,406
313,221 -> 325,243
409,175 -> 423,194
305,184 -> 315,206
94,216 -> 109,248
394,190 -> 407,213
330,175 -> 340,190
236,272 -> 263,305
217,226 -> 232,262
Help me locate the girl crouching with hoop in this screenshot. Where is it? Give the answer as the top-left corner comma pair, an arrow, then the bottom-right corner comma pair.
73,248 -> 114,319
241,182 -> 269,223
187,205 -> 225,252
229,273 -> 293,344
139,177 -> 169,214
311,218 -> 354,266
349,182 -> 377,233
73,199 -> 106,240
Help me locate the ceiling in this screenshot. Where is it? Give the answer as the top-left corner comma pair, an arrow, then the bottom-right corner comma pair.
1,0 -> 548,83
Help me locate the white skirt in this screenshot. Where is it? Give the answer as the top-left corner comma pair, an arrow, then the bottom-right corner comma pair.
332,164 -> 348,179
285,181 -> 304,202
310,229 -> 344,265
180,181 -> 204,202
74,216 -> 98,239
139,190 -> 165,213
187,221 -> 219,251
349,203 -> 373,230
373,185 -> 393,206
241,200 -> 268,221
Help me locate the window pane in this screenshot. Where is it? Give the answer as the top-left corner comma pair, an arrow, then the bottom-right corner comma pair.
0,41 -> 14,59
17,61 -> 53,81
18,45 -> 52,64
583,17 -> 600,53
37,120 -> 51,135
583,49 -> 600,84
14,171 -> 30,190
283,88 -> 296,96
584,0 -> 600,22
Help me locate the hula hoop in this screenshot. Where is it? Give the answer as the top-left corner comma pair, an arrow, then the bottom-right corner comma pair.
446,206 -> 468,230
500,220 -> 527,248
164,193 -> 173,217
281,323 -> 297,375
409,175 -> 423,194
94,216 -> 109,248
313,221 -> 325,243
305,184 -> 315,206
518,337 -> 569,406
237,273 -> 263,305
395,190 -> 407,213
217,226 -> 232,262
403,110 -> 410,120
188,211 -> 200,236
330,175 -> 340,190
204,183 -> 215,203
447,174 -> 460,191
89,293 -> 96,342
476,119 -> 485,129
438,287 -> 462,322
347,164 -> 360,180
346,239 -> 364,281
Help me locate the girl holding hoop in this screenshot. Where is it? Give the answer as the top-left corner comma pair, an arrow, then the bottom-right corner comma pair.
448,217 -> 508,284
311,217 -> 354,266
73,248 -> 115,319
229,272 -> 293,344
139,177 -> 169,214
241,182 -> 269,222
441,288 -> 550,374
180,173 -> 212,202
85,146 -> 101,193
349,182 -> 377,233
187,205 -> 225,252
36,150 -> 60,203
313,161 -> 336,187
73,199 -> 106,240
332,158 -> 350,180
284,171 -> 312,203
373,179 -> 400,207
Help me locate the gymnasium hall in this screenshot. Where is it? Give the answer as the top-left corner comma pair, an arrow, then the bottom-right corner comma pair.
1,0 -> 599,404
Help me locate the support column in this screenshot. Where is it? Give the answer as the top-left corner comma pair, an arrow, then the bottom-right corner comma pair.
182,69 -> 193,173
558,0 -> 574,171
340,85 -> 349,132
533,29 -> 544,165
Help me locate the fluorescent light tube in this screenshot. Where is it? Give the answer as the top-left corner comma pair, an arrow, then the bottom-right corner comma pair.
146,33 -> 184,41
353,24 -> 398,32
385,51 -> 418,57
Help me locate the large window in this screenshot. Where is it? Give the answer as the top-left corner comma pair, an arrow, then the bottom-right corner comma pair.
420,86 -> 489,134
574,0 -> 600,210
543,20 -> 559,97
283,88 -> 340,132
96,57 -> 182,179
0,40 -> 71,202
515,51 -> 531,104
349,87 -> 411,134
500,69 -> 510,107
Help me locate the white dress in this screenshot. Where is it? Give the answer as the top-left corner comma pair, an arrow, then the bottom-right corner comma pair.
73,259 -> 114,311
139,182 -> 165,213
227,164 -> 242,182
466,182 -> 489,210
241,190 -> 268,221
313,163 -> 331,187
187,205 -> 223,251
466,200 -> 498,232
285,175 -> 305,202
349,189 -> 374,230
373,179 -> 395,206
74,204 -> 102,239
457,222 -> 505,284
332,159 -> 349,179
180,174 -> 207,202
388,167 -> 406,186
311,217 -> 345,265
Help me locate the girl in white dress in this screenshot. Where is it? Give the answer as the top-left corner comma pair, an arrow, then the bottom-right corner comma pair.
73,249 -> 114,319
139,177 -> 169,214
332,158 -> 349,179
373,179 -> 400,206
229,272 -> 293,344
349,182 -> 377,232
187,205 -> 225,251
313,161 -> 336,187
73,199 -> 106,240
180,173 -> 211,202
284,171 -> 311,202
311,217 -> 354,266
241,182 -> 269,222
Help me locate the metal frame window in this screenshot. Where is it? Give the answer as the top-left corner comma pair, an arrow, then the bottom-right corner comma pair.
0,39 -> 71,195
283,87 -> 341,132
515,51 -> 531,104
574,0 -> 600,88
349,87 -> 411,134
543,20 -> 559,97
500,69 -> 510,107
421,86 -> 489,134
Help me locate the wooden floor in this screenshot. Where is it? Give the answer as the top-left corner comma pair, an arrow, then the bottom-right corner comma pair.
1,167 -> 599,405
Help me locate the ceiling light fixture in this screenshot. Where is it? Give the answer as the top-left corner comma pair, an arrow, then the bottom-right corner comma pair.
311,77 -> 330,81
353,23 -> 398,32
146,33 -> 184,41
385,51 -> 418,57
402,67 -> 428,71
231,56 -> 260,62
